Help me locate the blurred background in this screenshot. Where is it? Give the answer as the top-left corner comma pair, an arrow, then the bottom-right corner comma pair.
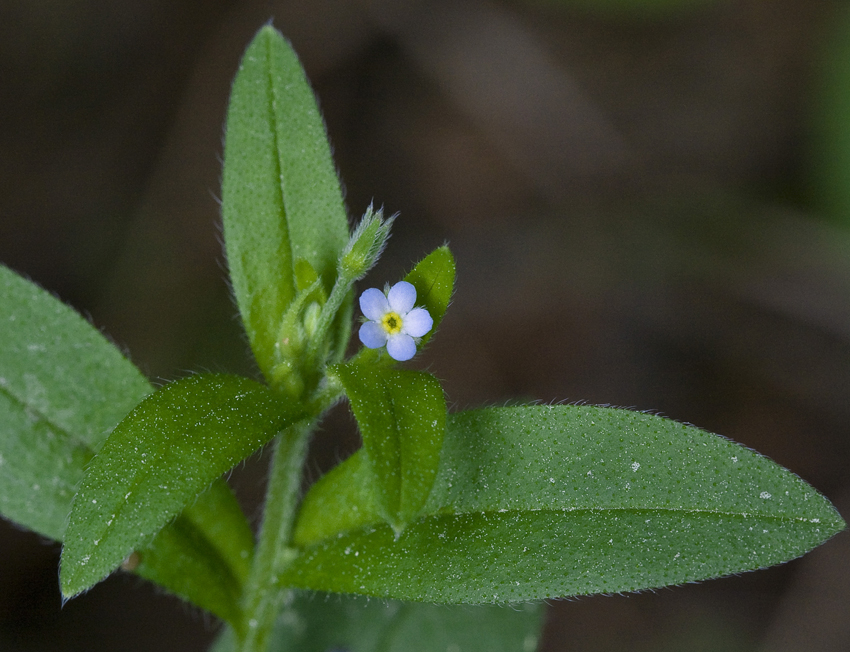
1,0 -> 849,650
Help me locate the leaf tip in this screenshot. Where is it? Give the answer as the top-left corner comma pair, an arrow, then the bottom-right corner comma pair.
58,559 -> 88,601
59,546 -> 128,602
257,22 -> 283,42
389,519 -> 406,540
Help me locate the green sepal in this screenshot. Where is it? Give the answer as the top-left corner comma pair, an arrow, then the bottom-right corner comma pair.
338,205 -> 395,282
329,363 -> 446,534
221,25 -> 348,381
60,373 -> 303,598
289,406 -> 845,603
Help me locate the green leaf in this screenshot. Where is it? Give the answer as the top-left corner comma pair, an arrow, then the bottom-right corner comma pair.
134,479 -> 254,628
0,265 -> 152,449
60,373 -> 303,598
403,245 -> 455,348
291,446 -> 377,546
221,25 -> 349,380
330,364 -> 446,534
0,264 -> 151,539
210,593 -> 543,652
0,391 -> 91,540
0,266 -> 260,619
288,406 -> 845,603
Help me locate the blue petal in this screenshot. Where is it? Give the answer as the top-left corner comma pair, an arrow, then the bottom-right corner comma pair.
359,321 -> 388,349
387,281 -> 416,314
359,288 -> 389,321
401,307 -> 433,338
386,334 -> 416,361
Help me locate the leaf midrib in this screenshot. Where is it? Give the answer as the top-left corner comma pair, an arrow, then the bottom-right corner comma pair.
0,382 -> 96,459
299,503 -> 837,550
63,380 -> 298,593
264,31 -> 295,287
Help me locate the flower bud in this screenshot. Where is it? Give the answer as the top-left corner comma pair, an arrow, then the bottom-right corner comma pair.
338,205 -> 395,281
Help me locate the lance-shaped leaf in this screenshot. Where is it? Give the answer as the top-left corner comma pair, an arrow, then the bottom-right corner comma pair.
330,364 -> 446,534
221,25 -> 349,379
403,245 -> 455,348
288,406 -> 845,603
210,593 -> 542,652
134,479 -> 255,628
60,373 -> 303,598
0,264 -> 151,538
0,266 -> 261,619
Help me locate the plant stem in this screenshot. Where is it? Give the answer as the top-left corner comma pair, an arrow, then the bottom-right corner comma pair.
304,270 -> 353,368
237,419 -> 314,652
306,373 -> 344,415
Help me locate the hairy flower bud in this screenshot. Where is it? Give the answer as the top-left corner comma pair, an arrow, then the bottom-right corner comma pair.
338,205 -> 395,281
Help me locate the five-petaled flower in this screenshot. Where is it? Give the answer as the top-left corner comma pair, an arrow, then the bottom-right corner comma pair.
358,281 -> 433,361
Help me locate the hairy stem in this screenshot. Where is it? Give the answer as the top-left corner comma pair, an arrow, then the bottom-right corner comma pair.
304,271 -> 353,369
237,419 -> 314,652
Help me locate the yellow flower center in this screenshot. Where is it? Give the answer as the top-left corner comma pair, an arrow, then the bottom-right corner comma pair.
381,311 -> 403,335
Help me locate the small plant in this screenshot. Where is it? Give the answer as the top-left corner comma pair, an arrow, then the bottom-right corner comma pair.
0,25 -> 844,652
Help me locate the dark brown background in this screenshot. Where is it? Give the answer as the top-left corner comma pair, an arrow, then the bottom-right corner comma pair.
1,1 -> 848,650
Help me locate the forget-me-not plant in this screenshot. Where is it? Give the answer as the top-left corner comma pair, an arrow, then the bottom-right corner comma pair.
0,24 -> 842,652
358,281 -> 433,361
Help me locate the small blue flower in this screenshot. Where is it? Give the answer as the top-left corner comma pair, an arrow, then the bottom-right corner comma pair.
358,281 -> 433,361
